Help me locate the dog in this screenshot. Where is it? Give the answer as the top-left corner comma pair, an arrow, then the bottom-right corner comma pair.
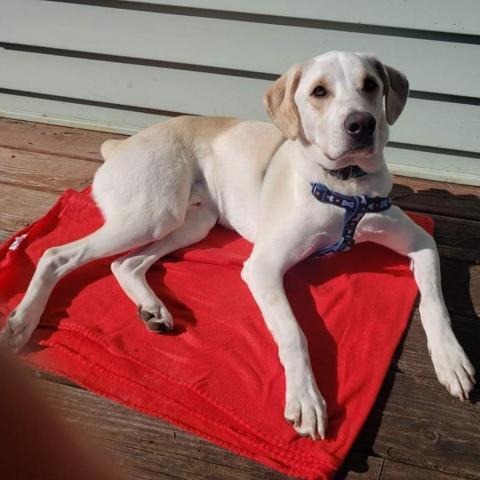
1,51 -> 475,440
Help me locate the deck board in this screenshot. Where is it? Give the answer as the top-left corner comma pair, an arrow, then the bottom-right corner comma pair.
0,117 -> 118,162
1,118 -> 479,480
0,183 -> 59,231
35,379 -> 292,480
394,312 -> 480,392
354,371 -> 480,478
0,146 -> 98,193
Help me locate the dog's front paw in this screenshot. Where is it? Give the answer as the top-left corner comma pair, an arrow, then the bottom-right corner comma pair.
430,332 -> 476,401
0,309 -> 38,352
284,383 -> 327,440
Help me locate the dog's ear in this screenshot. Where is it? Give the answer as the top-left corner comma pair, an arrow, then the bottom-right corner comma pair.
263,64 -> 303,140
371,57 -> 409,125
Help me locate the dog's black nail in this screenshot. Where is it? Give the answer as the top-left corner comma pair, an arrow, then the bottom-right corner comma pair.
145,318 -> 173,333
146,319 -> 171,333
139,309 -> 155,322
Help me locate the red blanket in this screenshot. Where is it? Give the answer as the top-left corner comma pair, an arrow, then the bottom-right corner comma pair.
0,189 -> 433,479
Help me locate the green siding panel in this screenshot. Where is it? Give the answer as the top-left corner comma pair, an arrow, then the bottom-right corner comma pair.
127,0 -> 480,35
0,93 -> 167,135
0,49 -> 478,153
2,1 -> 479,98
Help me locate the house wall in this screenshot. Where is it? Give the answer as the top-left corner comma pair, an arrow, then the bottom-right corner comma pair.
0,0 -> 479,184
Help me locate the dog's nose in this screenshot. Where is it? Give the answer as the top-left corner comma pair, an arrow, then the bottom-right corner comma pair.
344,112 -> 376,139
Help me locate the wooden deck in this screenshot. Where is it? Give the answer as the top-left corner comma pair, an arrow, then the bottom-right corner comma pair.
0,117 -> 479,479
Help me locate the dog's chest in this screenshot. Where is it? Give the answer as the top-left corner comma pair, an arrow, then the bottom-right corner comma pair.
294,193 -> 350,256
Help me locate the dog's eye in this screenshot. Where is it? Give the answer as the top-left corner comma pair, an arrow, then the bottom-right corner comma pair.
311,85 -> 327,97
363,78 -> 378,92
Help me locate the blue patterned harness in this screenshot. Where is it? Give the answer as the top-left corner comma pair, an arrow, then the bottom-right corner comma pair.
310,180 -> 392,257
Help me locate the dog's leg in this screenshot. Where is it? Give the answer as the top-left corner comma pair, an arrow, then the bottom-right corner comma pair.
242,250 -> 327,440
0,218 -> 181,352
359,206 -> 475,399
112,200 -> 218,332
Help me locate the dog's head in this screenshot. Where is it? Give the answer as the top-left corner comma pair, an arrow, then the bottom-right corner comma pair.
264,51 -> 409,171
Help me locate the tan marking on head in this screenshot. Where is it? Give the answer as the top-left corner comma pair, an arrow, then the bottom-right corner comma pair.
306,76 -> 334,114
263,64 -> 303,140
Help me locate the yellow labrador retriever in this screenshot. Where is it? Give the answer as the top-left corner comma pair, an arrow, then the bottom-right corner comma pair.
2,51 -> 475,440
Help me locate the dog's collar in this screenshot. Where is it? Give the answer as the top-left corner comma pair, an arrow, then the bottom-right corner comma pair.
323,165 -> 368,181
310,182 -> 392,257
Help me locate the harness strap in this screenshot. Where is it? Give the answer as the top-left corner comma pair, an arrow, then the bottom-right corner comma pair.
310,182 -> 392,257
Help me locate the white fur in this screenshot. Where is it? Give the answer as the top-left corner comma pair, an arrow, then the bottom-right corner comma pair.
1,52 -> 474,440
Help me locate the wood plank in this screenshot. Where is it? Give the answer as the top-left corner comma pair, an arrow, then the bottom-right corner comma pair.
337,453 -> 383,479
33,368 -> 80,389
392,180 -> 480,222
379,459 -> 471,479
34,379 -> 292,480
432,216 -> 480,264
2,50 -> 478,154
432,215 -> 480,255
0,146 -> 98,193
394,311 -> 480,385
0,184 -> 58,231
126,0 -> 480,35
394,176 -> 480,200
441,259 -> 480,316
354,371 -> 480,479
0,117 -> 121,162
3,1 -> 479,98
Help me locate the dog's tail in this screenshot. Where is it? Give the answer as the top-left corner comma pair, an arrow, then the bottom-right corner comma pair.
100,139 -> 122,161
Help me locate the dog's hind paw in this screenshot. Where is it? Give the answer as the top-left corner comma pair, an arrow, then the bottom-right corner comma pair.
137,305 -> 173,333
